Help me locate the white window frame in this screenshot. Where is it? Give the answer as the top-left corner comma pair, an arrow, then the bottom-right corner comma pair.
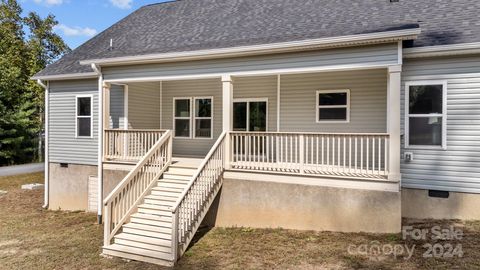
193,96 -> 214,139
173,97 -> 192,139
232,98 -> 269,132
75,94 -> 93,138
316,89 -> 350,123
173,96 -> 214,139
404,80 -> 447,150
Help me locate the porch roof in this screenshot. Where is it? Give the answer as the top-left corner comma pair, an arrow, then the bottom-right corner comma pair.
35,0 -> 479,79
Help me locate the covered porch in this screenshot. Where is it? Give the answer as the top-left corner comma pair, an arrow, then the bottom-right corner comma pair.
100,66 -> 401,182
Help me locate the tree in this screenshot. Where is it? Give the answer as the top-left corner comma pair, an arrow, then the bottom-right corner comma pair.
0,0 -> 70,165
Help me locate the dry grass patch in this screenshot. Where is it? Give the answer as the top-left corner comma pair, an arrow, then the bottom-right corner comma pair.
1,172 -> 479,269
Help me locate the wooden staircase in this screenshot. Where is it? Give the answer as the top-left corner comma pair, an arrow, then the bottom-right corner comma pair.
103,159 -> 200,266
102,131 -> 227,266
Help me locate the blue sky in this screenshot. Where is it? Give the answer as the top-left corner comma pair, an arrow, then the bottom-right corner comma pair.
20,0 -> 170,49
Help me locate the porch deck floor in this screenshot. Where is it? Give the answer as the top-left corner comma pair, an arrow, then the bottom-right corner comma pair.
230,163 -> 389,181
171,157 -> 203,168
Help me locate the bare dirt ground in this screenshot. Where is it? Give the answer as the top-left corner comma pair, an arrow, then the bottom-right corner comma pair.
1,172 -> 478,270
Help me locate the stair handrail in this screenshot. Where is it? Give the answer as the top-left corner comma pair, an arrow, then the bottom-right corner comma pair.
170,131 -> 228,260
103,130 -> 173,246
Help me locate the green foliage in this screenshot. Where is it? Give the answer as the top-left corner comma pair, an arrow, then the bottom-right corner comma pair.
0,0 -> 70,165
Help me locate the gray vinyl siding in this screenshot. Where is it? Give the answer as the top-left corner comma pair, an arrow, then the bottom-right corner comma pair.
162,79 -> 222,157
401,55 -> 480,194
280,69 -> 387,133
48,79 -> 98,165
109,85 -> 125,129
128,82 -> 160,129
102,43 -> 398,80
233,76 -> 278,131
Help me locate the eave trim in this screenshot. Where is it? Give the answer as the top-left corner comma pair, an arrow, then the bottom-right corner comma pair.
80,28 -> 421,66
404,42 -> 480,58
31,72 -> 99,81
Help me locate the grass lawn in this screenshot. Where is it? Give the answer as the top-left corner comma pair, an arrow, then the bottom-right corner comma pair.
1,172 -> 479,269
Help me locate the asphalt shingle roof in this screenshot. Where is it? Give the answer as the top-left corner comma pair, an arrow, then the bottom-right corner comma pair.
36,0 -> 480,77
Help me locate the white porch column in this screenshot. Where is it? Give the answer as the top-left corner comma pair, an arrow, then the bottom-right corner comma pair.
387,65 -> 402,182
222,75 -> 233,131
222,75 -> 233,168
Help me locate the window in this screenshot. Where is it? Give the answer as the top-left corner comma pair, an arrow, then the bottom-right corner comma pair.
316,90 -> 350,123
174,98 -> 191,138
405,81 -> 447,149
173,97 -> 213,139
233,99 -> 268,132
76,95 -> 92,137
194,98 -> 213,138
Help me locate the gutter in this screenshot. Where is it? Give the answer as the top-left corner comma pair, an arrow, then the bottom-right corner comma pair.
31,72 -> 99,81
80,28 -> 421,67
92,64 -> 104,224
37,79 -> 49,209
404,42 -> 480,58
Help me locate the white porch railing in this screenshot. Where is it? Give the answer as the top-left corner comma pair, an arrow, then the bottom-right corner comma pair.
104,129 -> 167,162
103,130 -> 173,246
170,131 -> 227,260
229,132 -> 390,179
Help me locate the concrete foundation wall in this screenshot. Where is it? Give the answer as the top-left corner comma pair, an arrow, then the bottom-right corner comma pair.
206,178 -> 401,233
48,162 -> 130,211
402,188 -> 480,220
48,163 -> 97,211
103,169 -> 129,199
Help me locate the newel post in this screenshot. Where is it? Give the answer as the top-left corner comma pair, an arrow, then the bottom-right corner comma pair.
222,75 -> 233,169
387,65 -> 402,182
171,209 -> 179,262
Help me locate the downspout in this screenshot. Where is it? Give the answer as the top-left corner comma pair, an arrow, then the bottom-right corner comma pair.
37,79 -> 49,209
91,63 -> 103,224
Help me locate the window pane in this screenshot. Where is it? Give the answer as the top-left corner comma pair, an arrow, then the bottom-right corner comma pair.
409,117 -> 442,146
77,118 -> 91,136
319,108 -> 347,121
319,92 -> 347,106
233,102 -> 247,131
409,85 -> 443,114
77,97 -> 91,116
175,99 -> 190,117
195,119 -> 211,138
175,119 -> 190,137
249,102 -> 267,131
195,99 -> 212,117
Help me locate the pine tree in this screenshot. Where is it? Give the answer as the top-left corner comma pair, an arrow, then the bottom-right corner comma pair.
0,0 -> 70,165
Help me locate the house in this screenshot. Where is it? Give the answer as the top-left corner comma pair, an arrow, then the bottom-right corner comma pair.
32,0 -> 480,266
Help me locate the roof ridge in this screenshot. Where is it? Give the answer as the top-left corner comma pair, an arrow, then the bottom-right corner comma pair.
142,0 -> 180,9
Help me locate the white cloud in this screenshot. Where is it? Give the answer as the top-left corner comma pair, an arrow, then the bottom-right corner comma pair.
33,0 -> 64,6
109,0 -> 132,9
54,24 -> 97,37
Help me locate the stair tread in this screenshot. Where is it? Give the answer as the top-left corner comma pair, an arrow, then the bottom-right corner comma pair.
130,216 -> 172,228
144,194 -> 177,202
104,243 -> 172,261
124,222 -> 172,234
152,188 -> 184,194
164,172 -> 195,177
144,199 -> 175,207
115,232 -> 172,246
122,227 -> 172,240
158,178 -> 190,183
157,182 -> 189,188
131,213 -> 172,222
150,191 -> 181,198
169,163 -> 199,169
162,174 -> 192,181
139,203 -> 171,211
114,238 -> 171,253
